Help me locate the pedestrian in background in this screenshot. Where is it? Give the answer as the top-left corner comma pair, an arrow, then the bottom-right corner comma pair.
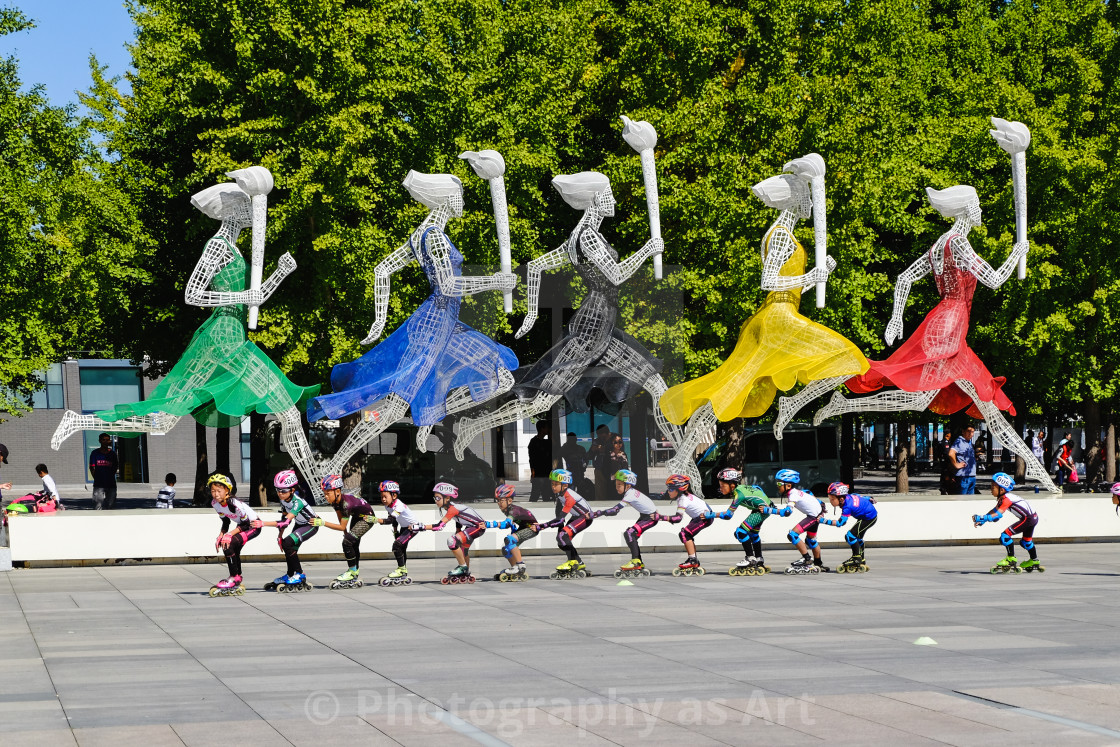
527,420 -> 553,502
950,425 -> 977,494
89,433 -> 118,510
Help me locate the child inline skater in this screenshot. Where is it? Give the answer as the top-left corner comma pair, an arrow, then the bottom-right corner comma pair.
711,468 -> 790,576
208,473 -> 260,596
659,473 -> 716,576
594,469 -> 661,578
819,482 -> 877,573
486,484 -> 538,581
253,470 -> 322,591
1112,483 -> 1120,515
536,468 -> 595,578
973,472 -> 1043,573
430,482 -> 486,584
778,469 -> 829,574
318,474 -> 383,588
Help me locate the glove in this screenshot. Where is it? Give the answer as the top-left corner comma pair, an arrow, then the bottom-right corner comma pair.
719,510 -> 733,520
703,511 -> 715,520
219,533 -> 234,549
311,517 -> 324,527
276,519 -> 291,530
591,510 -> 602,519
501,518 -> 514,529
780,506 -> 793,517
820,518 -> 835,527
650,512 -> 661,522
669,514 -> 683,524
431,521 -> 445,531
486,521 -> 499,529
972,514 -> 987,526
360,514 -> 378,524
250,519 -> 264,529
409,522 -> 425,532
214,535 -> 225,551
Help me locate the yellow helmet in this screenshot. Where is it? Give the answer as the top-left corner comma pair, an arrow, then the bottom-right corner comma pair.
206,473 -> 234,492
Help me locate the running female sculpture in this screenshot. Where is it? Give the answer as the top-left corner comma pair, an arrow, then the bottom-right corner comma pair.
812,119 -> 1057,492
51,168 -> 324,497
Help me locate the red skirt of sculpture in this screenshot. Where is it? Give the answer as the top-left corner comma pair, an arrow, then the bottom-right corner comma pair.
846,238 -> 1015,420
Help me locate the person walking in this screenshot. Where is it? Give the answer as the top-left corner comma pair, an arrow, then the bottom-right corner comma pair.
89,433 -> 119,509
950,425 -> 977,494
528,420 -> 553,502
589,424 -> 614,501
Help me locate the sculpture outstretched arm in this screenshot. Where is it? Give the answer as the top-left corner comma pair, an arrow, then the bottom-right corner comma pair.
515,246 -> 569,339
581,231 -> 663,287
185,236 -> 296,308
759,221 -> 834,292
361,243 -> 413,344
957,235 -> 1029,290
884,254 -> 932,345
427,229 -> 517,298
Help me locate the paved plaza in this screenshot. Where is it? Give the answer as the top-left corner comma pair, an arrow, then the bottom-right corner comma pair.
3,544 -> 1120,746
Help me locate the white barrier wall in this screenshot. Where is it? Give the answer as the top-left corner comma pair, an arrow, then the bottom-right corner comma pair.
7,496 -> 1118,564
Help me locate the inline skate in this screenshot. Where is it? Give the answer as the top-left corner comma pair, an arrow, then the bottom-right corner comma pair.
990,556 -> 1021,574
330,568 -> 364,589
729,557 -> 770,576
614,558 -> 650,579
378,567 -> 411,587
550,559 -> 590,579
813,558 -> 831,573
785,558 -> 819,575
495,564 -> 530,582
209,575 -> 244,597
265,573 -> 312,592
672,556 -> 705,577
1020,558 -> 1045,573
836,556 -> 868,574
441,565 -> 475,585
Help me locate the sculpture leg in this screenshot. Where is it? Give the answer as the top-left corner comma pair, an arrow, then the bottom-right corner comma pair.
322,394 -> 410,478
417,369 -> 515,453
813,388 -> 937,426
665,403 -> 717,487
955,380 -> 1059,493
454,391 -> 561,461
272,406 -> 328,504
51,411 -> 182,450
774,377 -> 848,440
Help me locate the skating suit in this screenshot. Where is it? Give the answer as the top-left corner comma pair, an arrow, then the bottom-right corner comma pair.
308,227 -> 518,426
442,501 -> 486,546
511,227 -> 663,413
846,234 -> 1015,418
212,497 -> 259,532
677,492 -> 713,520
660,226 -> 868,424
729,485 -> 773,530
98,243 -> 319,428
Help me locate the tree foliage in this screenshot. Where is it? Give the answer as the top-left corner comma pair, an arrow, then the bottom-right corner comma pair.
52,0 -> 1120,421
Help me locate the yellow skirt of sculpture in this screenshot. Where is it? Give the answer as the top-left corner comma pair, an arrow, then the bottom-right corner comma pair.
660,233 -> 869,425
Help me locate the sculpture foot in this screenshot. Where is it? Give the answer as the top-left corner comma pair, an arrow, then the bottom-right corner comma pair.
452,418 -> 472,461
416,425 -> 433,453
813,391 -> 844,426
774,396 -> 794,441
51,411 -> 82,450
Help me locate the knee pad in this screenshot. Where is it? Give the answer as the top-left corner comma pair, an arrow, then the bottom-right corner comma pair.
1000,532 -> 1014,547
502,534 -> 518,559
787,529 -> 801,547
844,530 -> 858,546
806,535 -> 819,550
678,528 -> 689,543
1021,538 -> 1034,550
624,526 -> 640,543
734,525 -> 751,544
448,532 -> 467,551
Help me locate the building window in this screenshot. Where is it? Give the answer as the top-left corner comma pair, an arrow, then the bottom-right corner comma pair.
79,367 -> 142,413
28,363 -> 64,409
241,419 -> 252,485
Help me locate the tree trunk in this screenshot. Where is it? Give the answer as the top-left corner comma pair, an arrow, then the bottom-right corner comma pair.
1013,412 -> 1026,483
249,412 -> 266,507
895,424 -> 909,494
724,418 -> 745,473
630,394 -> 650,495
193,420 -> 209,506
1108,422 -> 1117,483
840,412 -> 855,486
215,426 -> 231,477
337,412 -> 363,494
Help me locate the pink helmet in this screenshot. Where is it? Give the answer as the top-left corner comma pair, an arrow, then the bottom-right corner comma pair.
433,482 -> 458,500
321,474 -> 344,491
827,482 -> 849,496
273,470 -> 299,490
1111,482 -> 1120,496
494,484 -> 516,500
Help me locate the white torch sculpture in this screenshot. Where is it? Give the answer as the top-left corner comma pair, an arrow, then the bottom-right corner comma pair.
989,117 -> 1031,280
227,165 -> 274,329
621,115 -> 663,279
460,149 -> 513,313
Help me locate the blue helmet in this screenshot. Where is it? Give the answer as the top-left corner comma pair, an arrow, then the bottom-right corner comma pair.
613,469 -> 638,486
775,468 -> 800,485
549,468 -> 573,485
992,472 -> 1015,492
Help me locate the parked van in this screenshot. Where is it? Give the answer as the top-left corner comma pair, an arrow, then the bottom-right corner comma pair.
696,424 -> 842,498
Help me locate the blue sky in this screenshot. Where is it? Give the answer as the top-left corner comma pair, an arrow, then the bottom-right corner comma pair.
0,1 -> 135,108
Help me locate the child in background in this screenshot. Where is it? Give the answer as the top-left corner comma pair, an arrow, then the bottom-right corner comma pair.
155,473 -> 176,509
35,463 -> 63,510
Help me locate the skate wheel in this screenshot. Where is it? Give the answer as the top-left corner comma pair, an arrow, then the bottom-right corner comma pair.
354,580 -> 363,588
209,587 -> 219,597
403,577 -> 412,585
859,566 -> 868,573
1012,566 -> 1022,573
468,576 -> 476,583
785,568 -> 794,575
264,583 -> 276,591
837,566 -> 847,574
697,567 -> 706,576
234,586 -> 245,596
440,577 -> 450,585
763,566 -> 770,574
1037,566 -> 1045,573
613,570 -> 623,578
378,578 -> 390,587
549,572 -> 559,579
642,568 -> 651,577
577,570 -> 588,578
672,568 -> 682,576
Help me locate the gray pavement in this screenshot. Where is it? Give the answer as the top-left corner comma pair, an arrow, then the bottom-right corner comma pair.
3,544 -> 1120,746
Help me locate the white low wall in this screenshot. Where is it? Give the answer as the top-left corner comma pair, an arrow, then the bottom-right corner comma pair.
6,496 -> 1118,565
